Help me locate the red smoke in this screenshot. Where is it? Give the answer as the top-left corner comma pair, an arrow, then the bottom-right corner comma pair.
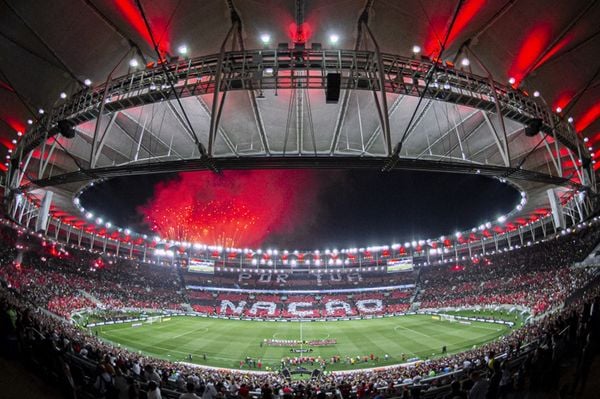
139,170 -> 318,248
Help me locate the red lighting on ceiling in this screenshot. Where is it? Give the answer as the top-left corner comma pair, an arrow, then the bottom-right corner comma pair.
552,90 -> 576,114
0,80 -> 14,92
423,0 -> 485,56
288,22 -> 312,44
575,103 -> 600,133
115,0 -> 170,54
508,23 -> 552,87
531,34 -> 573,73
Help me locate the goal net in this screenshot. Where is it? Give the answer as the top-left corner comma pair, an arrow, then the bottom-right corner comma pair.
440,314 -> 457,323
146,316 -> 162,324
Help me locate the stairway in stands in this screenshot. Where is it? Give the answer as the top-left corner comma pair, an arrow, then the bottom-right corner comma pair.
77,290 -> 103,306
408,267 -> 422,311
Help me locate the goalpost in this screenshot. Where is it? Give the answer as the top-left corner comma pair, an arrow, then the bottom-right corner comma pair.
146,315 -> 162,325
440,314 -> 457,323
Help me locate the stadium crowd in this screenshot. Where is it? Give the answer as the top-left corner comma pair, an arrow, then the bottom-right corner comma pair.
188,291 -> 412,318
1,221 -> 600,398
0,226 -> 187,319
418,226 -> 600,315
1,270 -> 599,398
184,268 -> 417,290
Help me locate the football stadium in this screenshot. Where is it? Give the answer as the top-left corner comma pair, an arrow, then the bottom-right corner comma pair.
1,1 -> 600,398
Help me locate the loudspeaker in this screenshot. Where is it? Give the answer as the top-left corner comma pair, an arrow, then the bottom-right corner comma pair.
229,79 -> 243,89
326,73 -> 341,103
525,118 -> 543,137
57,120 -> 76,139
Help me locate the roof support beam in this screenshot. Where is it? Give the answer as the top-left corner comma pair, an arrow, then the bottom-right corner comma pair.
416,109 -> 480,159
194,97 -> 239,156
362,22 -> 392,156
208,23 -> 236,157
468,126 -> 522,161
482,112 -> 510,167
361,95 -> 405,155
90,48 -> 133,168
541,135 -> 562,177
386,0 -> 466,170
82,0 -> 148,63
122,107 -> 184,159
224,1 -> 270,155
466,47 -> 511,166
38,140 -> 58,179
442,117 -> 487,160
91,112 -> 119,169
330,0 -> 375,155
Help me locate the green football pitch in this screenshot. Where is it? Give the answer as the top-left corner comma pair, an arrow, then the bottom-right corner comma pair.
93,314 -> 513,371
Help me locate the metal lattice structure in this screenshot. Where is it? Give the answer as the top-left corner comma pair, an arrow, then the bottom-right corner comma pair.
4,46 -> 596,256
9,49 -> 593,189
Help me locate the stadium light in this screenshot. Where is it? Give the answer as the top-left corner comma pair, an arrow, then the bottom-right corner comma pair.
84,78 -> 92,86
129,58 -> 139,68
508,77 -> 516,85
27,119 -> 33,125
329,34 -> 339,45
460,58 -> 470,67
497,215 -> 506,223
260,33 -> 271,45
177,44 -> 188,55
38,108 -> 44,115
60,92 -> 67,99
412,45 -> 421,54
533,91 -> 540,97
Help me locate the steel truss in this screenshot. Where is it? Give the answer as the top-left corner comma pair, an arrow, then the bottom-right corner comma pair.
10,49 -> 590,191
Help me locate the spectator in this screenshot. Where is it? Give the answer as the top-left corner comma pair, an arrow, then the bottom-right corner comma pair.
180,382 -> 201,399
147,381 -> 161,399
468,371 -> 489,399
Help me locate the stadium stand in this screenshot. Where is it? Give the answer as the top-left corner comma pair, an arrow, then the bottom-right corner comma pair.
1,220 -> 600,398
183,267 -> 417,290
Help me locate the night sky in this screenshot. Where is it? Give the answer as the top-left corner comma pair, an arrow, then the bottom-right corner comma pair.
81,169 -> 520,250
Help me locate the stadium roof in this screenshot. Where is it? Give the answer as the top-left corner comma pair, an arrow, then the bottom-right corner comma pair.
1,0 -> 599,249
